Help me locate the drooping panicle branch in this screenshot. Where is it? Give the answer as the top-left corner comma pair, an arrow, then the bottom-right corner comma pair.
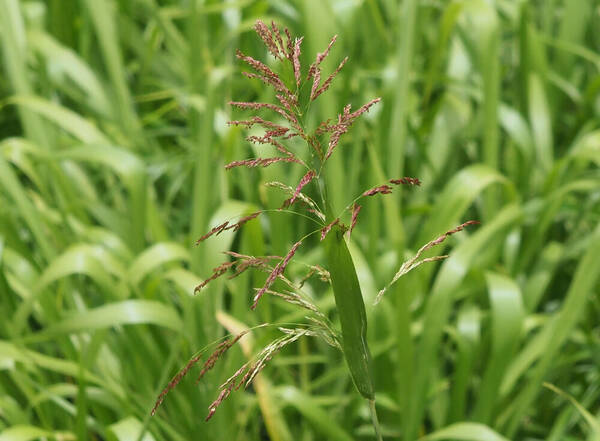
376,220 -> 480,303
196,221 -> 230,244
196,212 -> 263,245
390,177 -> 421,186
197,331 -> 250,381
151,330 -> 250,417
205,328 -> 318,421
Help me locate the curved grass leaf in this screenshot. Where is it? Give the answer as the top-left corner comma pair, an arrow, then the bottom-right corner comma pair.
24,300 -> 183,342
420,422 -> 511,441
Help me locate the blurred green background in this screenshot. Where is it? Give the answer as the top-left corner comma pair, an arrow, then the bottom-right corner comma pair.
1,0 -> 599,440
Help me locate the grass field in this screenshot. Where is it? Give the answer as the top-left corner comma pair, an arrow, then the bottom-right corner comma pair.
1,1 -> 600,440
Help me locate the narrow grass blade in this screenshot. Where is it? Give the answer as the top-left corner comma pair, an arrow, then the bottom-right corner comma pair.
504,224 -> 600,436
472,272 -> 524,423
24,300 -> 183,341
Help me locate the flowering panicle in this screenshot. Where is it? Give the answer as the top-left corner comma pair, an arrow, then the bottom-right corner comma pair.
292,37 -> 303,87
375,221 -> 480,303
157,21 -> 478,426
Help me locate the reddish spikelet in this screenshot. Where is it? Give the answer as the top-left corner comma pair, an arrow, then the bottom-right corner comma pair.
348,97 -> 381,119
195,261 -> 235,292
196,221 -> 230,244
236,50 -> 290,96
197,331 -> 249,381
307,135 -> 324,157
363,185 -> 393,196
307,35 -> 337,79
320,218 -> 340,241
313,56 -> 348,100
271,21 -> 285,53
232,211 -> 261,232
242,71 -> 291,97
275,92 -> 297,114
390,177 -> 421,186
284,28 -> 294,59
228,116 -> 289,133
246,134 -> 296,158
315,119 -> 333,136
254,20 -> 281,59
324,98 -> 381,160
206,385 -> 233,421
290,170 -> 316,205
292,37 -> 303,87
325,126 -> 347,159
151,352 -> 203,415
251,241 -> 302,309
348,204 -> 362,238
310,69 -> 321,101
427,220 -> 480,249
224,156 -> 301,170
223,251 -> 281,278
247,128 -> 289,143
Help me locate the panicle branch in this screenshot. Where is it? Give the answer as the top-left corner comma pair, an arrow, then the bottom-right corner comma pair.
290,170 -> 316,205
252,241 -> 303,309
205,328 -> 319,420
152,329 -> 252,416
375,221 -> 480,303
196,212 -> 262,245
347,204 -> 362,239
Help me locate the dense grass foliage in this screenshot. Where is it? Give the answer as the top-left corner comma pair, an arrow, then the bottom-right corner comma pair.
1,1 -> 599,440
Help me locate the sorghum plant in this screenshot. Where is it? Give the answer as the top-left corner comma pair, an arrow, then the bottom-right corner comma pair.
152,21 -> 478,439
